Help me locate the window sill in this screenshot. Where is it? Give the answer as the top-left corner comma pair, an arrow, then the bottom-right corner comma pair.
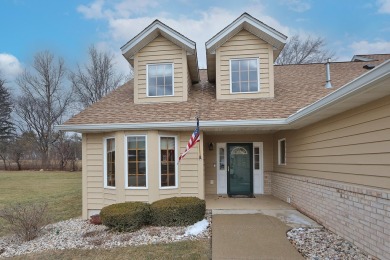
125,187 -> 148,190
104,186 -> 116,190
159,186 -> 178,190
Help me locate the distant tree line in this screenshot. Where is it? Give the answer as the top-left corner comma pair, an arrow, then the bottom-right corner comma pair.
0,46 -> 126,170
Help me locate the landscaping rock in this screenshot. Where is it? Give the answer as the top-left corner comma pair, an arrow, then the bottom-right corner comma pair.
0,211 -> 211,258
287,227 -> 371,259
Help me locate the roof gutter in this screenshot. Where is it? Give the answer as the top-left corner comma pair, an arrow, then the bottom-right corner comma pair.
56,60 -> 390,133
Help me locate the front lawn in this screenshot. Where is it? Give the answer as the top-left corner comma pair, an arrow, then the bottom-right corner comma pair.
0,171 -> 82,237
11,239 -> 211,260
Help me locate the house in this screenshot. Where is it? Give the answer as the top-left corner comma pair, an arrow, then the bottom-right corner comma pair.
57,13 -> 390,259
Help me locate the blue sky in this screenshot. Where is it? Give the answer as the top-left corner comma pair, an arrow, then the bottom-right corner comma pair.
1,0 -> 389,83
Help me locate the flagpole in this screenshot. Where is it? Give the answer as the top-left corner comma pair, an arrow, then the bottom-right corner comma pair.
197,117 -> 201,160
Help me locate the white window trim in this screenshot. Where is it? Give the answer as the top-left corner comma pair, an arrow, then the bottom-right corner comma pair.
278,138 -> 286,165
103,137 -> 116,189
229,58 -> 260,94
158,135 -> 178,189
146,63 -> 175,97
124,135 -> 148,190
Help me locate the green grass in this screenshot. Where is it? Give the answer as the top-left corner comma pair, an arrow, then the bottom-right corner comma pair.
0,171 -> 212,259
0,170 -> 82,237
11,239 -> 211,260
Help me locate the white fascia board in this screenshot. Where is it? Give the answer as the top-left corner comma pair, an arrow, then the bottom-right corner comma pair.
55,119 -> 286,132
205,14 -> 287,52
287,59 -> 390,123
121,21 -> 195,55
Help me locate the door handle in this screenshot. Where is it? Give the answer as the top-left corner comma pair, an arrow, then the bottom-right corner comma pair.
227,166 -> 229,171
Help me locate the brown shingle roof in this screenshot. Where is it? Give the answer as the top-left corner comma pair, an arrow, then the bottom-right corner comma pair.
64,58 -> 388,125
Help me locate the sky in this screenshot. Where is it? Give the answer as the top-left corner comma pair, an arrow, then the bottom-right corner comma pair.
0,0 -> 390,86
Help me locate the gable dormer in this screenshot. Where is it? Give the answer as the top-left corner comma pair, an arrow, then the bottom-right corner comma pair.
206,13 -> 287,100
121,20 -> 199,104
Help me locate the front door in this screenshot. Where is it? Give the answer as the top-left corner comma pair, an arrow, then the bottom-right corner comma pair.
227,143 -> 253,196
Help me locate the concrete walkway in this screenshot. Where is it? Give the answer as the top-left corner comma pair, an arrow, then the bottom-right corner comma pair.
212,214 -> 304,260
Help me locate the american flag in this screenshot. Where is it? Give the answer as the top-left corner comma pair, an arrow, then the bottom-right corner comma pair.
178,118 -> 200,163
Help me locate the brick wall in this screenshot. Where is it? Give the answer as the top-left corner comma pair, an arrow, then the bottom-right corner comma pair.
264,172 -> 272,195
271,172 -> 390,259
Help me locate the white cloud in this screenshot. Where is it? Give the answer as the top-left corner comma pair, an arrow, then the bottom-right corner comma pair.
77,0 -> 105,19
77,1 -> 297,68
0,53 -> 23,80
377,0 -> 390,13
350,40 -> 390,54
280,0 -> 311,12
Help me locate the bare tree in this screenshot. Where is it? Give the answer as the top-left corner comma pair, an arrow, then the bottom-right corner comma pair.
70,45 -> 124,108
275,34 -> 335,65
15,51 -> 72,168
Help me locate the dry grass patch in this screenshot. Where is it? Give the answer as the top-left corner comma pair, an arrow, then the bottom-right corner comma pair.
0,171 -> 81,237
10,239 -> 211,260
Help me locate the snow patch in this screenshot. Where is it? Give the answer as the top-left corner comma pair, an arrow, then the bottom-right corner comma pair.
286,214 -> 312,225
184,219 -> 209,236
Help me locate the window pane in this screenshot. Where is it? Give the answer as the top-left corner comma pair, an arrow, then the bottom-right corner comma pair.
165,85 -> 173,95
157,66 -> 164,76
232,82 -> 239,93
249,59 -> 257,70
127,136 -> 147,187
137,137 -> 145,148
254,147 -> 260,170
106,138 -> 115,187
138,150 -> 145,161
128,162 -> 136,174
230,59 -> 259,93
161,175 -> 167,186
157,76 -> 164,86
147,64 -> 173,97
232,72 -> 239,83
219,148 -> 225,170
241,71 -> 249,81
249,71 -> 257,81
148,87 -> 156,96
239,60 -> 248,71
231,60 -> 239,71
149,66 -> 156,76
249,81 -> 258,92
128,137 -> 136,148
241,82 -> 249,92
138,162 -> 146,174
160,137 -> 176,187
168,175 -> 175,186
129,175 -> 136,186
138,175 -> 146,187
157,85 -> 164,96
128,150 -> 136,162
165,64 -> 172,75
165,75 -> 172,85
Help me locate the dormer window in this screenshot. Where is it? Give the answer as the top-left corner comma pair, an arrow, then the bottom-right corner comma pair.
147,63 -> 174,96
230,58 -> 259,93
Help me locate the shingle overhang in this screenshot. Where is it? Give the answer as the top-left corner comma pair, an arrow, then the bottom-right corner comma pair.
56,60 -> 390,133
121,19 -> 199,83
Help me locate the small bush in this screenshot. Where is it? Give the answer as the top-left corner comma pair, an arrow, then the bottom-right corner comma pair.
100,202 -> 150,232
150,197 -> 205,227
0,202 -> 50,241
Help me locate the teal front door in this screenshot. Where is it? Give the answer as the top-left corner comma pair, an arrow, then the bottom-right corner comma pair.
227,143 -> 253,195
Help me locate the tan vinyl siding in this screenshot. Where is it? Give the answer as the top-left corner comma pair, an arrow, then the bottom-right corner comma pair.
216,29 -> 274,100
273,95 -> 390,189
83,130 -> 204,218
204,134 -> 273,195
134,36 -> 189,104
